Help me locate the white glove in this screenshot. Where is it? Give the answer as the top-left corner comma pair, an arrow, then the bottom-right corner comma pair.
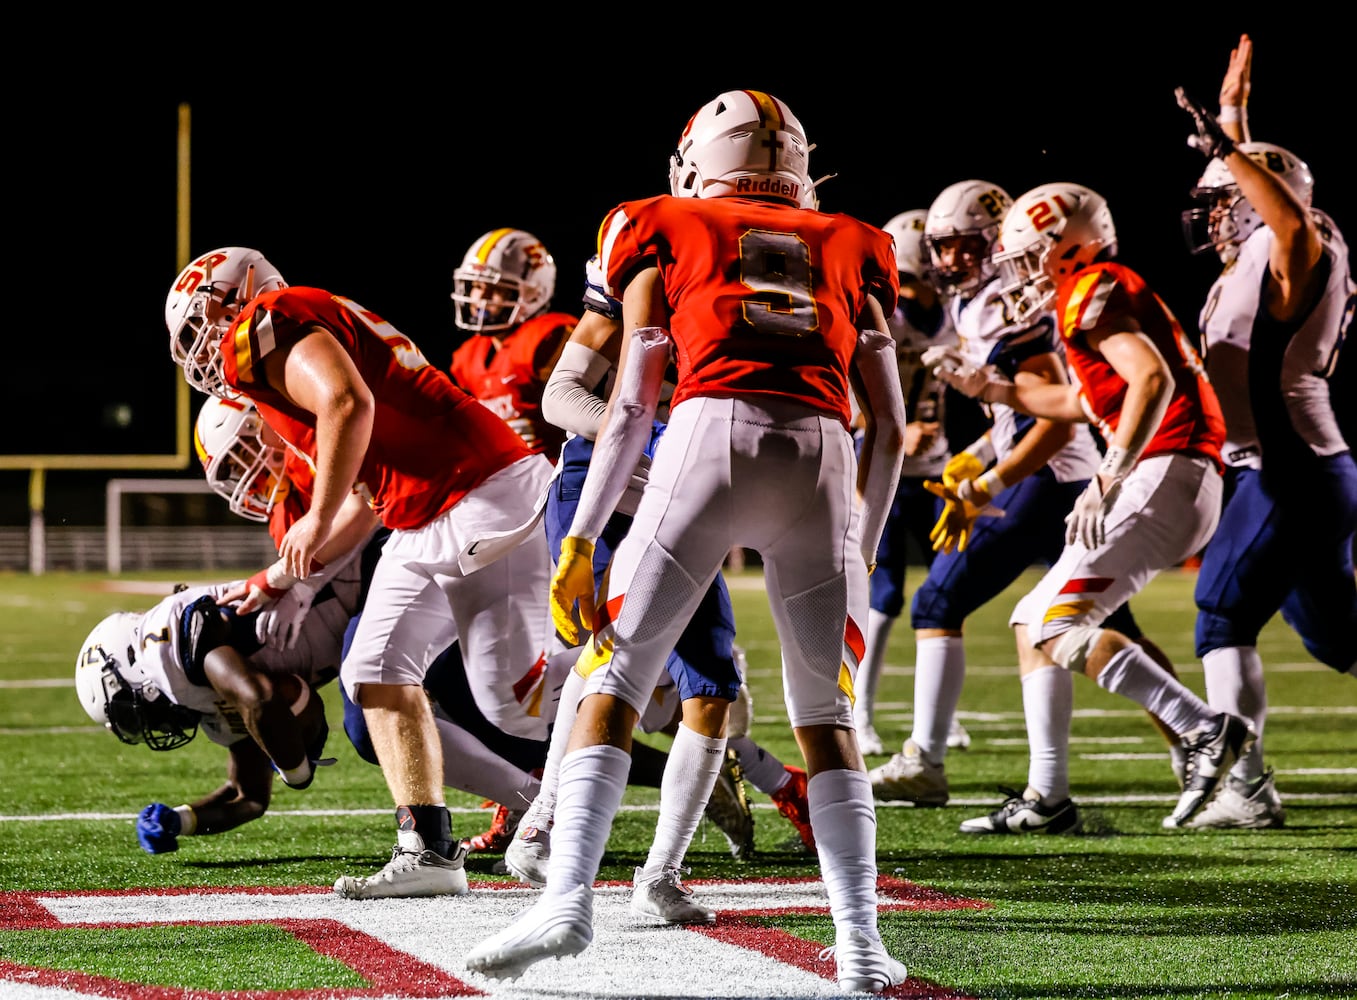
1065,475 -> 1123,549
255,581 -> 317,651
921,346 -> 1013,402
921,345 -> 967,377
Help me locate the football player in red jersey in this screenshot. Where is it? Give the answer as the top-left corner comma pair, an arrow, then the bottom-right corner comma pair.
449,228 -> 575,463
166,250 -> 557,899
465,90 -> 911,993
927,183 -> 1256,834
192,395 -> 553,836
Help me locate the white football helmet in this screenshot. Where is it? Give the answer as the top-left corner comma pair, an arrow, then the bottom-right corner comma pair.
75,612 -> 199,750
166,247 -> 286,397
880,210 -> 931,281
1181,141 -> 1315,263
924,181 -> 1013,295
669,89 -> 812,206
993,182 -> 1119,323
451,228 -> 556,334
194,395 -> 289,523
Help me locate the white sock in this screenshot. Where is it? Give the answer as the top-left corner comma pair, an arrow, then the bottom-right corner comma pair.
1202,646 -> 1267,779
642,724 -> 726,874
729,735 -> 790,794
545,744 -> 631,898
434,716 -> 540,808
910,635 -> 966,764
808,768 -> 880,941
854,609 -> 895,730
1023,666 -> 1073,801
525,663 -> 589,827
1097,643 -> 1213,736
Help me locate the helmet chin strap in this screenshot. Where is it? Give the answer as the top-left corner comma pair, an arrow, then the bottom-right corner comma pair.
240,263 -> 256,304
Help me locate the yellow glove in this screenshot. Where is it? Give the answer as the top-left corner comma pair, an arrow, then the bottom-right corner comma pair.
941,449 -> 986,491
550,536 -> 597,647
923,476 -> 1002,554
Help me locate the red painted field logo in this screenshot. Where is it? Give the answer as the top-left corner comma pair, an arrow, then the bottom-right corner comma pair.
0,876 -> 983,998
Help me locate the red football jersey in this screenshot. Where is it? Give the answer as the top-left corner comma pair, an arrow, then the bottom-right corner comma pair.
1054,262 -> 1225,468
222,286 -> 532,530
448,311 -> 575,462
599,195 -> 898,429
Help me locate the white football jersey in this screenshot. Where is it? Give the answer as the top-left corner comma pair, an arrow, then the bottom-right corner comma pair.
1199,209 -> 1353,469
130,559 -> 362,746
887,299 -> 954,478
948,276 -> 1100,482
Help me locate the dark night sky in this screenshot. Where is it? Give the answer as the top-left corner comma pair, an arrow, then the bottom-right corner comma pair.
4,23 -> 1349,521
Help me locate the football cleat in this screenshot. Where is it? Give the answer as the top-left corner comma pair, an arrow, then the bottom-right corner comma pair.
856,723 -> 885,756
631,864 -> 716,924
770,764 -> 816,851
819,927 -> 909,993
503,812 -> 552,888
868,739 -> 949,806
704,748 -> 755,859
1164,713 -> 1257,828
1169,744 -> 1189,791
959,787 -> 1082,835
947,716 -> 972,751
333,830 -> 469,899
1183,768 -> 1285,830
464,883 -> 593,980
463,802 -> 524,854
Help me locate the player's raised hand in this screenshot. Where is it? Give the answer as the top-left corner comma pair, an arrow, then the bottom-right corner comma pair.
1219,34 -> 1252,110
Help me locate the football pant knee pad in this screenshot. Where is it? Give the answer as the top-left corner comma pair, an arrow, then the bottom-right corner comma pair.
1047,625 -> 1105,673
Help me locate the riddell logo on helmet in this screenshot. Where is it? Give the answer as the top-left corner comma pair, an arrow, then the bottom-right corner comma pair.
736,177 -> 800,199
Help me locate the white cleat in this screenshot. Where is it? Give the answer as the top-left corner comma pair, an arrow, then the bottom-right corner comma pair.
503,812 -> 552,888
631,865 -> 715,924
856,723 -> 885,756
1183,768 -> 1285,829
868,739 -> 949,806
946,716 -> 972,750
821,927 -> 908,993
464,883 -> 594,980
332,831 -> 468,900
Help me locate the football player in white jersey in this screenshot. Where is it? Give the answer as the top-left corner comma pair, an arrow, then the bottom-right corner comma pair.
869,181 -> 1099,805
1175,35 -> 1357,829
869,181 -> 1191,811
850,209 -> 966,757
74,555 -> 364,855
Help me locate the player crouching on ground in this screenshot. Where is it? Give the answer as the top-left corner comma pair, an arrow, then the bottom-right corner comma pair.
74,555 -> 362,854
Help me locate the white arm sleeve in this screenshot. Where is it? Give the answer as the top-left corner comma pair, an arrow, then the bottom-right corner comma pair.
542,340 -> 615,439
567,327 -> 672,541
854,329 -> 908,564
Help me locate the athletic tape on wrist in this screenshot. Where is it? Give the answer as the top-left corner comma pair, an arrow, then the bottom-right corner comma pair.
174,804 -> 197,836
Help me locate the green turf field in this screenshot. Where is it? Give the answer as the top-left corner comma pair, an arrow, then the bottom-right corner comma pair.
1,567 -> 1353,999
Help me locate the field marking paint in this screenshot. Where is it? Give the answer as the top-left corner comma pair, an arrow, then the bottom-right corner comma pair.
0,877 -> 979,1000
